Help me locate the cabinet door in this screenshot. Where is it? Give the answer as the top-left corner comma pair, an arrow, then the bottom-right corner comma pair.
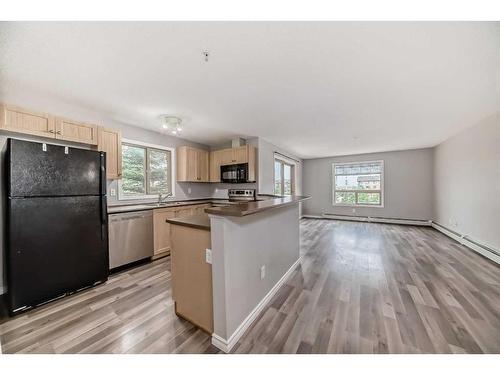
177,146 -> 209,182
233,146 -> 248,164
197,149 -> 209,182
0,104 -> 56,138
55,117 -> 98,145
97,127 -> 122,179
186,148 -> 199,182
176,207 -> 194,217
192,204 -> 207,215
153,208 -> 176,257
209,150 -> 222,182
247,145 -> 257,182
219,148 -> 235,165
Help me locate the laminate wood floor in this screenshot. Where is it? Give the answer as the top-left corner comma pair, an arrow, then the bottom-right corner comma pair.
1,219 -> 500,354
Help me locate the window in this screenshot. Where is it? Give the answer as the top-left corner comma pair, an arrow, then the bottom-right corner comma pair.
274,158 -> 295,196
332,160 -> 384,207
119,141 -> 173,199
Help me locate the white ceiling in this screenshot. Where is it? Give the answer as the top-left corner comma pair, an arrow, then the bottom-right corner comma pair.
1,22 -> 499,158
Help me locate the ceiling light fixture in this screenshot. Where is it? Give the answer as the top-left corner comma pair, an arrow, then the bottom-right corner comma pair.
159,115 -> 183,136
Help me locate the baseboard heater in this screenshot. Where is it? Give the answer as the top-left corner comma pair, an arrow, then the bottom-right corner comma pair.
304,213 -> 432,226
431,221 -> 500,264
302,214 -> 500,265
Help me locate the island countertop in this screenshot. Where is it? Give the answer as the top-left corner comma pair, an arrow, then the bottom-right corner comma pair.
204,195 -> 310,217
166,213 -> 211,231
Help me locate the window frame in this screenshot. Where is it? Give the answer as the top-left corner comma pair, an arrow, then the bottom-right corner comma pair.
332,160 -> 384,208
118,138 -> 176,200
274,156 -> 296,196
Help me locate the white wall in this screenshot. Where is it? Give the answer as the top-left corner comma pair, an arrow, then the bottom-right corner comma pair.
302,148 -> 434,220
433,113 -> 500,250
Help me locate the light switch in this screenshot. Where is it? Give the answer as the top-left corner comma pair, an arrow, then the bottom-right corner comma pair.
205,249 -> 212,264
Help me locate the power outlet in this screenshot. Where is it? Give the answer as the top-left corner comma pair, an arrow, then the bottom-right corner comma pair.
110,188 -> 116,197
188,187 -> 192,194
260,265 -> 266,280
205,249 -> 212,264
352,208 -> 356,213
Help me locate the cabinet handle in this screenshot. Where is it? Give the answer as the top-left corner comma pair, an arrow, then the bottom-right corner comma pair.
56,130 -> 61,135
48,129 -> 54,133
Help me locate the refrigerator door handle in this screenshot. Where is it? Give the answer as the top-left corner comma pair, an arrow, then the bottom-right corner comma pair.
100,152 -> 107,196
101,197 -> 108,224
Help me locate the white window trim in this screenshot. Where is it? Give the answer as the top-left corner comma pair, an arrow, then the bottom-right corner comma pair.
332,160 -> 384,208
118,138 -> 176,200
273,155 -> 296,196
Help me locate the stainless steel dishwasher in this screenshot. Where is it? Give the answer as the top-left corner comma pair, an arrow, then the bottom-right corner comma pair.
108,210 -> 154,269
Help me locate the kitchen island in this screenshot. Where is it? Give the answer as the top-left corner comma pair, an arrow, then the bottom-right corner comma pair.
167,195 -> 309,352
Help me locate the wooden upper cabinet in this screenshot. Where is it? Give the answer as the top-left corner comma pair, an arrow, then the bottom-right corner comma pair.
197,149 -> 209,182
177,146 -> 209,182
233,146 -> 248,164
209,150 -> 223,182
219,148 -> 235,165
55,117 -> 98,145
209,144 -> 257,182
97,127 -> 122,179
0,104 -> 56,138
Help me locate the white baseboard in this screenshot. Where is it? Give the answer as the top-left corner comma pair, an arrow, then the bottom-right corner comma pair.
211,256 -> 301,353
431,222 -> 500,265
302,214 -> 432,226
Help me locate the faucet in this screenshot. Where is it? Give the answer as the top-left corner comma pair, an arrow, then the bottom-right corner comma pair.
158,192 -> 173,204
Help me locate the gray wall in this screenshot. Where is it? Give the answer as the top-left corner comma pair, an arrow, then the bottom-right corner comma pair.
210,204 -> 300,343
106,122 -> 213,206
433,112 -> 500,250
302,148 -> 434,220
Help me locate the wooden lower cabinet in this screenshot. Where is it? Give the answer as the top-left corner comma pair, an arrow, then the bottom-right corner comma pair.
170,223 -> 213,333
153,208 -> 176,258
152,203 -> 212,259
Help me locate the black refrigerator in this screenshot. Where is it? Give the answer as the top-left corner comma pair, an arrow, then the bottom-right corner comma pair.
4,138 -> 109,314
